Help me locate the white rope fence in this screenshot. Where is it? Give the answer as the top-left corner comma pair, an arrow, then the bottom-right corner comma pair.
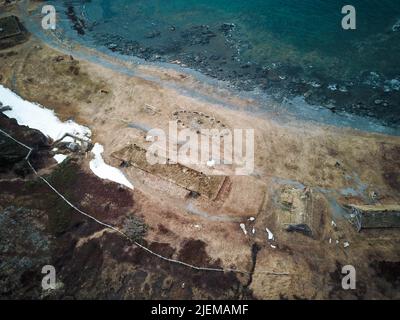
0,128 -> 289,277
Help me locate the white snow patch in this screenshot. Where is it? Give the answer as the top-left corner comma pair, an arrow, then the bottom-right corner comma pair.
0,85 -> 135,190
89,143 -> 133,189
239,223 -> 247,235
62,136 -> 75,143
53,154 -> 68,164
249,217 -> 255,221
0,85 -> 91,141
266,227 -> 274,240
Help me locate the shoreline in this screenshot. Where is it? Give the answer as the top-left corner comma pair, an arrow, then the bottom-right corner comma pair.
42,0 -> 400,133
18,0 -> 400,136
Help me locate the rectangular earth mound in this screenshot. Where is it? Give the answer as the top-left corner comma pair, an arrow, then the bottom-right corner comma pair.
112,144 -> 226,199
347,204 -> 400,231
0,16 -> 29,49
277,186 -> 314,227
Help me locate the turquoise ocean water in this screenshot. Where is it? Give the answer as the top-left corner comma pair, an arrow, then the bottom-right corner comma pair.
39,0 -> 400,129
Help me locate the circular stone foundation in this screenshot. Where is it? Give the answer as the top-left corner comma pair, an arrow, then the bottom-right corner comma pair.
172,110 -> 230,137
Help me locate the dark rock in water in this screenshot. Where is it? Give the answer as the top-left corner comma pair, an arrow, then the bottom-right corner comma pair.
145,30 -> 161,39
219,23 -> 235,33
327,105 -> 337,113
285,224 -> 313,237
209,54 -> 221,61
266,70 -> 283,82
181,25 -> 216,46
66,5 -> 86,35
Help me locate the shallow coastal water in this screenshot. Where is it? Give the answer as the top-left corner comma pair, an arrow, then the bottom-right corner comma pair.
32,1 -> 400,129
76,0 -> 400,77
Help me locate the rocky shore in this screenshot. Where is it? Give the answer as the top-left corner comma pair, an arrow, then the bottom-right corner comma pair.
60,5 -> 400,128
